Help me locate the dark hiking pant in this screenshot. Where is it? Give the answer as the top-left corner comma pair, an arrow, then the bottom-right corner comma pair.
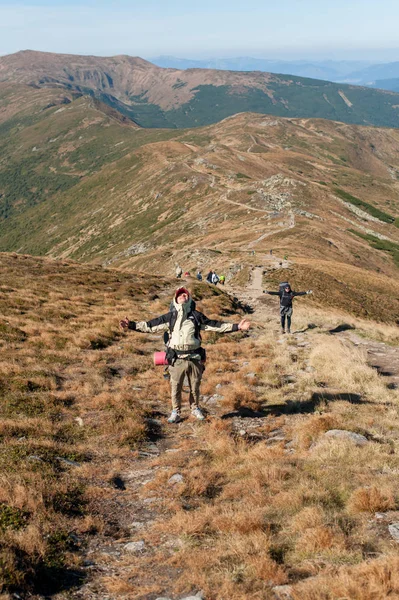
280,306 -> 293,331
169,359 -> 204,412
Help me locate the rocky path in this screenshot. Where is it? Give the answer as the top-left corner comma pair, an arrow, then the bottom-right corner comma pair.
342,330 -> 399,390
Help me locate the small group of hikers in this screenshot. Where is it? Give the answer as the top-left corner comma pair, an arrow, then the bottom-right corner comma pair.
120,280 -> 311,423
175,265 -> 225,286
206,270 -> 225,285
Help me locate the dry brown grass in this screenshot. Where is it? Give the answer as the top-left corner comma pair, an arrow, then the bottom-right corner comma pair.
0,253 -> 228,595
291,556 -> 399,599
347,486 -> 397,514
135,297 -> 399,598
2,251 -> 399,598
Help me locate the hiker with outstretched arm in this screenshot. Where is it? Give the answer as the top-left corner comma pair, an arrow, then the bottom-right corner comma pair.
264,283 -> 312,334
120,287 -> 250,423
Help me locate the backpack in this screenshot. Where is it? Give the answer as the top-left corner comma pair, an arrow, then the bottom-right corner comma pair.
279,282 -> 291,301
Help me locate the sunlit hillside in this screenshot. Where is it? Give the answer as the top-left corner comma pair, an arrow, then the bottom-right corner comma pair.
0,86 -> 398,322
1,252 -> 399,599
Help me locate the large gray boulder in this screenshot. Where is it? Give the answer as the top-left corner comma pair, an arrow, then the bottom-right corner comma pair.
323,429 -> 368,446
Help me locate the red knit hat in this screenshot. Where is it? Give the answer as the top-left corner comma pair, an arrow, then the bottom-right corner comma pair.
175,287 -> 190,300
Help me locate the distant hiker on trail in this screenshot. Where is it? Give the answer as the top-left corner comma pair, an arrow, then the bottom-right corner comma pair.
211,271 -> 220,285
175,265 -> 183,279
184,271 -> 191,278
263,283 -> 312,334
206,270 -> 213,283
219,274 -> 226,285
196,270 -> 203,281
120,287 -> 250,423
270,249 -> 273,256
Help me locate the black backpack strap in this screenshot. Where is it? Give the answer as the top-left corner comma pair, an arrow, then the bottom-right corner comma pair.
168,308 -> 178,336
191,311 -> 202,341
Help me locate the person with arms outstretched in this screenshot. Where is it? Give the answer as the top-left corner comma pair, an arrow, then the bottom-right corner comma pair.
264,283 -> 312,334
120,287 -> 250,423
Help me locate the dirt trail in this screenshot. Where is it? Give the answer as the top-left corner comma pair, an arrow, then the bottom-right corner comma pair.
248,264 -> 264,294
219,191 -> 273,213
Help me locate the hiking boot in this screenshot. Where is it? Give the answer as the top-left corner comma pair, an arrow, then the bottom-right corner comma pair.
281,329 -> 286,334
167,410 -> 182,423
191,407 -> 205,421
287,329 -> 291,334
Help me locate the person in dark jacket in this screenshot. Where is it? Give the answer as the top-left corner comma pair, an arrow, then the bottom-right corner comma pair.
264,284 -> 312,334
120,287 -> 250,423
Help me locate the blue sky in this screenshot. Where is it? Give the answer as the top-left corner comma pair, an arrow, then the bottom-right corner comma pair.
1,0 -> 399,60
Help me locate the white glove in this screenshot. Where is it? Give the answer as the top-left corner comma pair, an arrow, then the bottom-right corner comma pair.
307,290 -> 313,294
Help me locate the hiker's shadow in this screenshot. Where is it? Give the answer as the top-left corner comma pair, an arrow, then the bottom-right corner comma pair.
221,393 -> 370,419
329,323 -> 355,334
293,323 -> 318,334
232,297 -> 254,314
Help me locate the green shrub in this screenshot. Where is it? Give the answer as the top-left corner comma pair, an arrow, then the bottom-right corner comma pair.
0,504 -> 29,531
335,188 -> 395,223
348,229 -> 399,267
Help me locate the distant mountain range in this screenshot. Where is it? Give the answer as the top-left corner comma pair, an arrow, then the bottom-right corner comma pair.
151,55 -> 399,92
150,56 -> 372,81
0,51 -> 399,130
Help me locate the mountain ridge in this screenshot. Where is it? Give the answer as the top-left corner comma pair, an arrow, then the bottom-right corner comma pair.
1,50 -> 399,129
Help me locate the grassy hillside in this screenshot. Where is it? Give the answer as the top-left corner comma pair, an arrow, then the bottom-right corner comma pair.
1,252 -> 399,599
163,80 -> 399,129
0,252 -> 245,596
1,51 -> 399,129
0,85 -> 398,322
0,83 -> 176,221
0,97 -> 399,310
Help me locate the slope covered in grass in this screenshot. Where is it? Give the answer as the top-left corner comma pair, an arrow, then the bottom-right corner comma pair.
0,252 -> 171,594
1,253 -> 398,599
0,82 -> 176,221
0,103 -> 398,292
